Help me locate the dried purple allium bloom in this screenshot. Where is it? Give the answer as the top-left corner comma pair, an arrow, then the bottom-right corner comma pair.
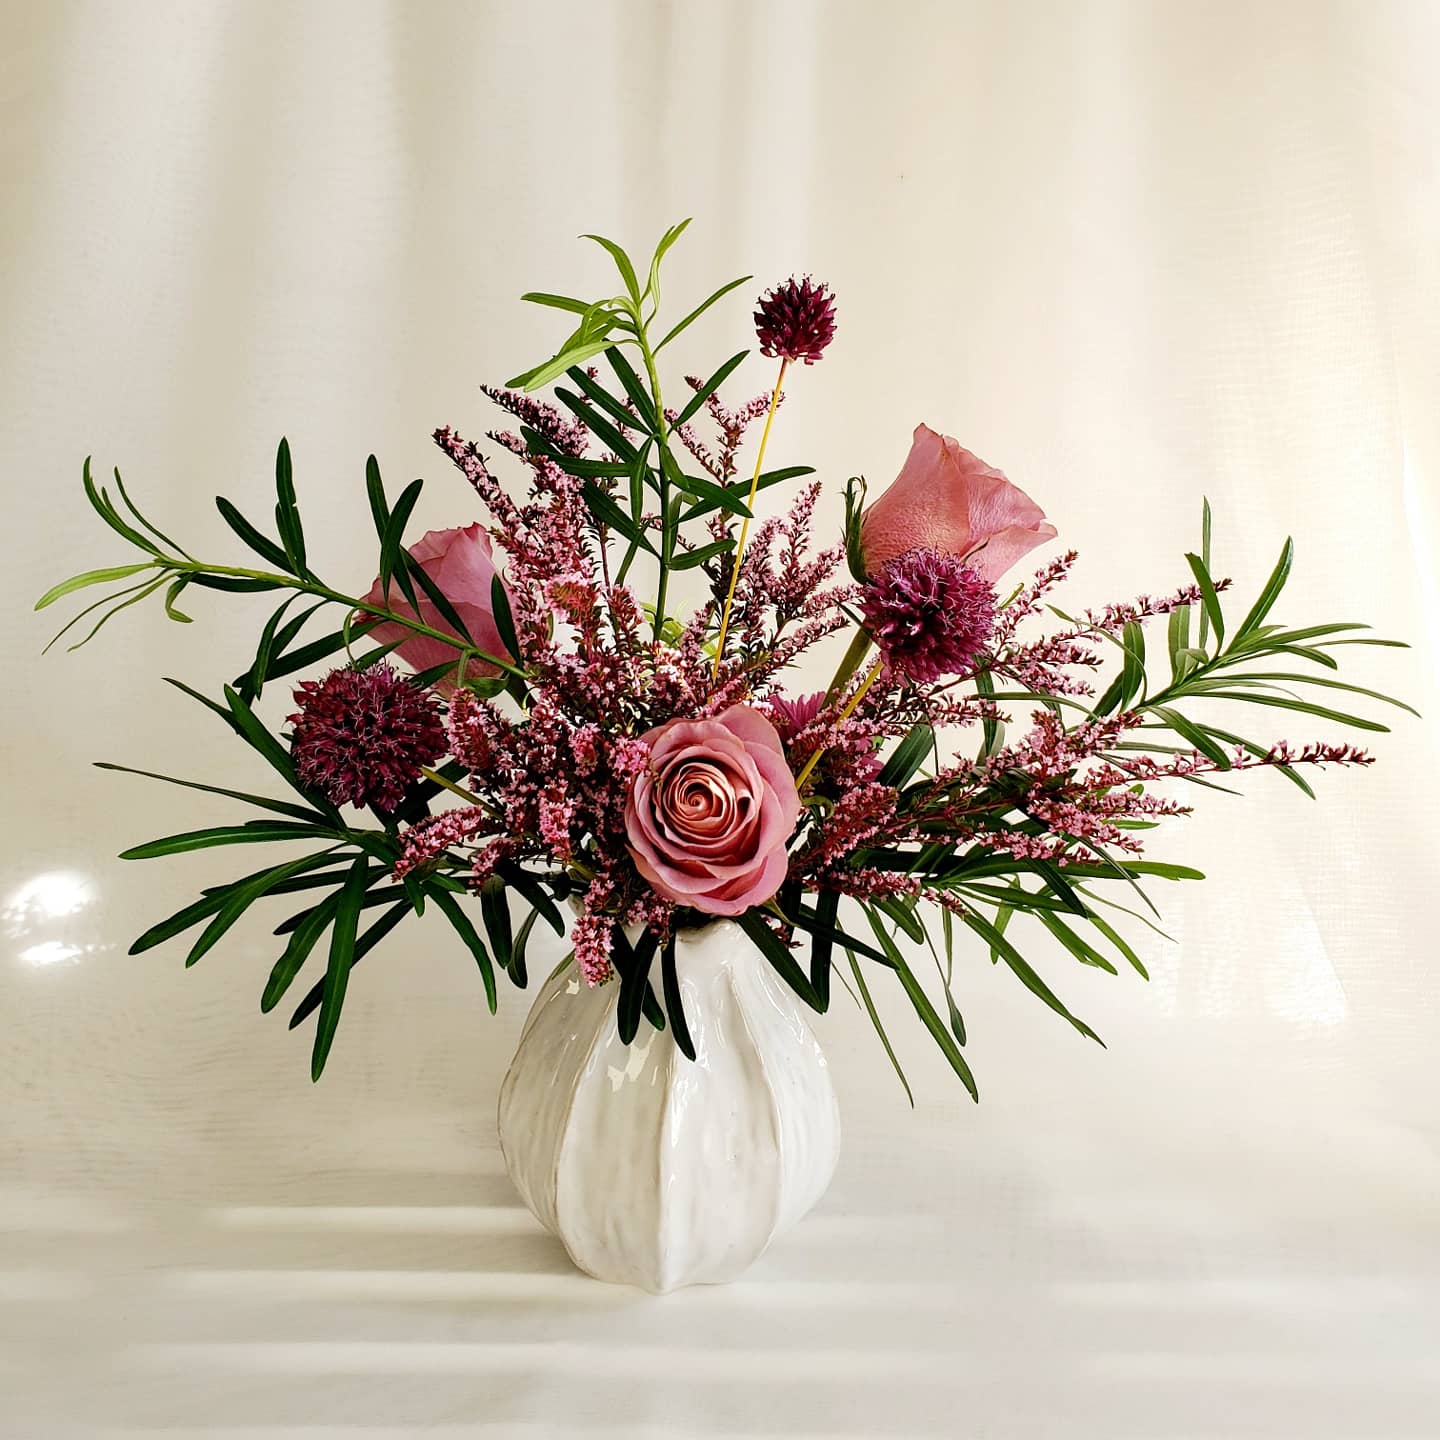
861,547 -> 997,683
290,664 -> 446,811
754,276 -> 837,364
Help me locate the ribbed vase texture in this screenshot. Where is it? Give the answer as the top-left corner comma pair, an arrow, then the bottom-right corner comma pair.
497,919 -> 841,1293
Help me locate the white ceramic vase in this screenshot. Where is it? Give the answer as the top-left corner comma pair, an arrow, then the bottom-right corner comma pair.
497,919 -> 841,1293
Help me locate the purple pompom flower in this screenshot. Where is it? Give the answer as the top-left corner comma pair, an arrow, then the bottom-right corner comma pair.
860,547 -> 997,683
754,276 -> 837,365
290,664 -> 446,811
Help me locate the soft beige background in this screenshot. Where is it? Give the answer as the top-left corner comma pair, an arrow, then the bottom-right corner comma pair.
3,1 -> 1438,1435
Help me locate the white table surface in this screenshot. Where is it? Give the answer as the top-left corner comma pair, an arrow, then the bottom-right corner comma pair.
4,849 -> 1438,1437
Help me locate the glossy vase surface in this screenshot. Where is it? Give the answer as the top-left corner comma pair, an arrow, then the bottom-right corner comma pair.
497,919 -> 841,1293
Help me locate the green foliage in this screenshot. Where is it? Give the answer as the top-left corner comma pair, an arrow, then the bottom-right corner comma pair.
39,227 -> 1412,1104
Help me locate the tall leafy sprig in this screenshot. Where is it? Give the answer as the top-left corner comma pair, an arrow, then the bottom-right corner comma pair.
36,446 -> 526,684
34,446 -> 551,1078
509,221 -> 757,639
778,507 -> 1408,1101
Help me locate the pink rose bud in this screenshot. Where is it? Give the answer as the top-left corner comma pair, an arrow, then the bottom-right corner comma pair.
858,424 -> 1057,583
625,705 -> 801,917
357,524 -> 513,689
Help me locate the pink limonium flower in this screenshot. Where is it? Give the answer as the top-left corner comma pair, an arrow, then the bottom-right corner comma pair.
754,276 -> 837,364
357,524 -> 513,690
861,547 -> 997,683
290,664 -> 446,811
625,705 -> 801,917
859,424 -> 1057,582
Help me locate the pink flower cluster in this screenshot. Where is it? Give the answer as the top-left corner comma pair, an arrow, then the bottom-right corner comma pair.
320,370 -> 1378,989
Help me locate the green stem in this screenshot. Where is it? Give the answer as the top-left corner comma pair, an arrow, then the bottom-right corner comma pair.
637,336 -> 672,642
166,559 -> 529,680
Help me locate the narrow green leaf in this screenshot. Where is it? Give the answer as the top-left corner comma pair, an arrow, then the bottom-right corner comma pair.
661,938 -> 695,1060
287,899 -> 410,1029
480,877 -> 514,974
490,576 -> 519,661
656,275 -> 751,350
1167,603 -> 1193,684
162,576 -> 194,623
562,366 -> 648,436
1036,911 -> 1117,974
430,888 -> 497,1014
879,724 -> 935,787
678,465 -> 814,523
509,338 -> 615,393
581,233 -> 641,303
1148,705 -> 1233,768
666,465 -> 753,519
187,573 -> 281,594
736,912 -> 823,1010
273,438 -> 306,576
240,595 -> 300,700
1119,621 -> 1147,707
223,685 -> 336,815
94,761 -> 331,824
808,890 -> 838,1012
675,350 -> 749,427
617,928 -> 660,1044
1194,690 -> 1390,732
265,893 -> 340,1012
1186,551 -> 1225,648
120,821 -> 327,860
670,538 -> 735,571
493,862 -> 565,936
215,497 -> 290,570
185,852 -> 336,968
311,855 -> 368,1081
379,478 -> 423,591
1234,537 -> 1293,642
83,458 -> 161,554
581,480 -> 658,554
1215,672 -> 1418,717
34,563 -> 155,611
845,949 -> 914,1106
1083,909 -> 1148,979
959,909 -> 1104,1044
643,218 -> 691,309
554,386 -> 640,461
111,469 -> 190,558
365,455 -> 390,540
510,906 -> 545,998
520,291 -> 591,315
602,348 -> 657,428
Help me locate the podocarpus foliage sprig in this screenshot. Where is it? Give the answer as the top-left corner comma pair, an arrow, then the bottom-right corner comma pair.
36,221 -> 1412,1097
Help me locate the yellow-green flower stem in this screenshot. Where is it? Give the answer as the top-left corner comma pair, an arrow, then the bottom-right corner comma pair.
823,628 -> 874,704
711,356 -> 789,679
418,766 -> 493,810
793,655 -> 884,792
161,558 -> 528,680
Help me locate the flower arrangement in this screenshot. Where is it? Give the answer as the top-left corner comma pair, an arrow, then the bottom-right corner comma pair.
37,221 -> 1410,1098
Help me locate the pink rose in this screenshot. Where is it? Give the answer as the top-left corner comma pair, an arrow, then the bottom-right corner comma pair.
625,705 -> 801,917
859,424 -> 1057,582
358,524 -> 512,687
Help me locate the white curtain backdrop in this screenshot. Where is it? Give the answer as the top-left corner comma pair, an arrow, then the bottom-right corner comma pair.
2,2 -> 1437,1434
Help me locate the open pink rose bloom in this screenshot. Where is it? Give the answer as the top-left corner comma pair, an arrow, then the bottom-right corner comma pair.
859,423 -> 1057,581
357,523 -> 512,689
625,705 -> 802,917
